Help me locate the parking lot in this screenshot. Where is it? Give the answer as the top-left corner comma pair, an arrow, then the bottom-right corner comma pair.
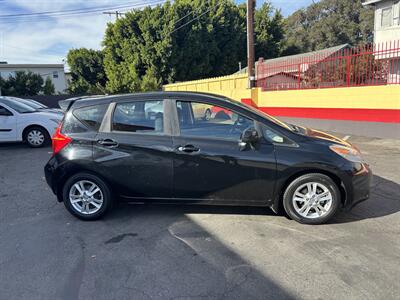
0,133 -> 399,300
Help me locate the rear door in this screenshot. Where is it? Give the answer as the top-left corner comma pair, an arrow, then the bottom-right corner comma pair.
0,105 -> 17,141
171,99 -> 276,204
94,98 -> 174,199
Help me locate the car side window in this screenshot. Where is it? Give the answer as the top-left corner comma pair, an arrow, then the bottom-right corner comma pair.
73,104 -> 108,131
62,104 -> 108,134
112,100 -> 164,134
62,111 -> 89,134
176,101 -> 254,141
0,105 -> 12,116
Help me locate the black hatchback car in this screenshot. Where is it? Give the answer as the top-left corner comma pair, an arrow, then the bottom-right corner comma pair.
44,92 -> 371,224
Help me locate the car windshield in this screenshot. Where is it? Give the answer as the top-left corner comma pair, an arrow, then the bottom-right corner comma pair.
26,99 -> 47,109
0,98 -> 37,113
14,98 -> 47,110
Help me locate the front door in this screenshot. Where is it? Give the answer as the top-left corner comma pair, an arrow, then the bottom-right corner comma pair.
172,100 -> 276,204
94,98 -> 174,199
0,105 -> 17,142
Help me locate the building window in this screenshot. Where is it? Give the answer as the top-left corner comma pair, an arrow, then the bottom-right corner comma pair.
381,6 -> 393,28
52,71 -> 58,78
394,1 -> 400,26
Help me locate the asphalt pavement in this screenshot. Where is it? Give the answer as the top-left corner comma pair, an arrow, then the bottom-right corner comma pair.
0,133 -> 399,300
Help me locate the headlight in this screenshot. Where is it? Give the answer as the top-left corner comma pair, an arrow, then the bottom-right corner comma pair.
329,144 -> 363,163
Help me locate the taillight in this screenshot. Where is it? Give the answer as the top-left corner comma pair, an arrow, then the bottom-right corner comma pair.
52,125 -> 72,154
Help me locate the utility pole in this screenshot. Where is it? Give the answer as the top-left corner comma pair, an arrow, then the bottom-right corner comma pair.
247,0 -> 256,88
103,11 -> 126,19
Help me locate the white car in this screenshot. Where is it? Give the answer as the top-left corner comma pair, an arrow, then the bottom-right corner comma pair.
0,97 -> 63,147
11,97 -> 64,115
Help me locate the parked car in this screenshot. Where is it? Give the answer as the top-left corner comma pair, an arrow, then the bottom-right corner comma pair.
11,97 -> 64,115
44,92 -> 371,224
192,103 -> 212,120
0,96 -> 63,147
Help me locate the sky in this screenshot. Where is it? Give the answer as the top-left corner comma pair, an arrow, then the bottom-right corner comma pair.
0,0 -> 315,65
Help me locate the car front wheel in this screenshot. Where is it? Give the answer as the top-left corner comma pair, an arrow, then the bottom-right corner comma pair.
282,173 -> 340,224
62,173 -> 113,220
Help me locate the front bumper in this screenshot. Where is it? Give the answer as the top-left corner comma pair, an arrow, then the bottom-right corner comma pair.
342,162 -> 372,209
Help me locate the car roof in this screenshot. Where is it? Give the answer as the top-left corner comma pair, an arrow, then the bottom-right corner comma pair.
60,91 -> 236,111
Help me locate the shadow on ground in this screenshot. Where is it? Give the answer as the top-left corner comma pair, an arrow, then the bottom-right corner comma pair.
333,175 -> 400,224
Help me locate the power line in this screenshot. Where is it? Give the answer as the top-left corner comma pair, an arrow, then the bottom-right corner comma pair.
169,1 -> 220,35
0,1 -> 145,18
170,0 -> 213,28
0,0 -> 165,23
103,11 -> 126,19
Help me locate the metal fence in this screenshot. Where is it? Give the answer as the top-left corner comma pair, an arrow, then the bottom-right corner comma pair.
256,41 -> 400,91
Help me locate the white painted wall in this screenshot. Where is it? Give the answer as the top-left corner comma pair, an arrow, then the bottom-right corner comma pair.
0,64 -> 67,93
373,0 -> 400,44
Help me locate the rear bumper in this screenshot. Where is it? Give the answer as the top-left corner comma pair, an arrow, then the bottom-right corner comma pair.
342,163 -> 372,209
44,156 -> 59,196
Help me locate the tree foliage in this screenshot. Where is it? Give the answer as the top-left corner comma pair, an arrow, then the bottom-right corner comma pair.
43,77 -> 56,95
255,2 -> 285,60
283,0 -> 374,55
65,0 -> 374,94
67,48 -> 107,95
102,0 -> 286,93
0,71 -> 44,96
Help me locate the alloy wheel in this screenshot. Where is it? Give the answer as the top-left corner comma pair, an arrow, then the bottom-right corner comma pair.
292,182 -> 333,219
69,180 -> 104,215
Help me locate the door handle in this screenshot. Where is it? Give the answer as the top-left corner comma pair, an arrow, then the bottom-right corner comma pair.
97,139 -> 119,147
177,145 -> 200,153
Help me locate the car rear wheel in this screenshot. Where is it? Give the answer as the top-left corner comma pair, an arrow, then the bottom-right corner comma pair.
62,173 -> 112,220
282,173 -> 340,225
24,126 -> 50,148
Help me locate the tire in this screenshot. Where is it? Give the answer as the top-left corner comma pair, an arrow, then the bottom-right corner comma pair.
24,126 -> 50,148
203,109 -> 212,121
282,173 -> 340,225
62,173 -> 113,220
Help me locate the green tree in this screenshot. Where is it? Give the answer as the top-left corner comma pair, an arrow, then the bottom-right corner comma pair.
73,0 -> 286,93
67,48 -> 107,95
283,0 -> 374,54
168,0 -> 247,81
103,2 -> 172,93
254,2 -> 285,60
103,0 -> 252,92
3,71 -> 44,96
43,77 -> 55,95
140,66 -> 161,91
0,76 -> 6,96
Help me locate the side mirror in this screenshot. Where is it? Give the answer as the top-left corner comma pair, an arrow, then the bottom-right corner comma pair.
239,127 -> 260,151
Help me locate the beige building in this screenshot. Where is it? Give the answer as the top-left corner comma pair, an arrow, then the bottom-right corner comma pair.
363,1 -> 400,83
0,63 -> 67,94
363,0 -> 400,44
